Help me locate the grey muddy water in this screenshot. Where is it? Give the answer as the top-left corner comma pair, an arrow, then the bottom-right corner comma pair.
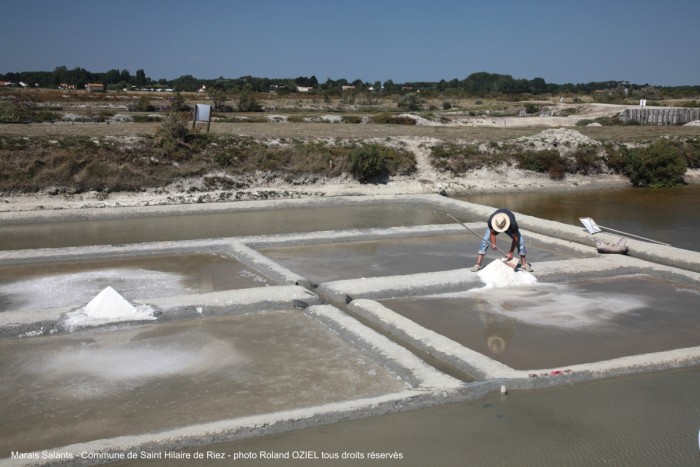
381,274 -> 700,370
1,188 -> 699,466
133,367 -> 700,467
0,204 -> 454,251
0,311 -> 405,456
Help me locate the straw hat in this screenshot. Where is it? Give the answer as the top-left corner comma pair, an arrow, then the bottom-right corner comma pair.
491,212 -> 510,232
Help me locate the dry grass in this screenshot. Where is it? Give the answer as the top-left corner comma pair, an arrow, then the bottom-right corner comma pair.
1,89 -> 699,194
0,133 -> 417,193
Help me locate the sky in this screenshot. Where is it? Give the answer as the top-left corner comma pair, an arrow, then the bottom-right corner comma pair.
2,0 -> 699,86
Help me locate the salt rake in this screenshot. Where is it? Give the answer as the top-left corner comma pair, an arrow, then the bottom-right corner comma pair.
579,217 -> 670,246
446,213 -> 519,268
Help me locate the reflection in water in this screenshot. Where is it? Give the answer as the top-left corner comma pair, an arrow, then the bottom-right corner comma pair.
481,313 -> 514,353
459,184 -> 700,251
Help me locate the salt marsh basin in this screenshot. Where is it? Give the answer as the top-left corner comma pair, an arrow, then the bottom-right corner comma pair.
1,194 -> 699,466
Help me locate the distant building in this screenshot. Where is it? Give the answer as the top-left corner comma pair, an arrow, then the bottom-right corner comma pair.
296,86 -> 313,93
59,83 -> 76,90
0,81 -> 14,87
85,83 -> 105,92
341,85 -> 355,91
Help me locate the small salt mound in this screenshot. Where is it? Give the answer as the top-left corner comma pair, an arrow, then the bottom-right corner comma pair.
476,260 -> 537,289
84,286 -> 138,317
65,286 -> 155,331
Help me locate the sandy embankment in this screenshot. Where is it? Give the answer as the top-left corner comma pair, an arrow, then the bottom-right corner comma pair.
0,125 -> 697,215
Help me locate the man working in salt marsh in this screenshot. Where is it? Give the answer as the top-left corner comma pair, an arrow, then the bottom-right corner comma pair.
471,208 -> 533,272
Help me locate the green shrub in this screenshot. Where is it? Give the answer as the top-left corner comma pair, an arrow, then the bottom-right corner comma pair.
132,114 -> 161,123
170,92 -> 189,112
0,99 -> 60,123
0,136 -> 30,150
348,144 -> 389,183
515,149 -> 567,180
341,115 -> 363,124
370,113 -> 416,125
524,103 -> 539,115
0,101 -> 22,123
57,136 -> 100,150
215,151 -> 235,167
665,138 -> 700,169
284,141 -> 342,175
602,144 -> 628,173
33,110 -> 61,122
683,138 -> 700,168
132,95 -> 155,112
429,144 -> 483,174
571,145 -> 603,174
596,115 -> 622,126
237,88 -> 262,112
384,146 -> 417,176
624,140 -> 687,187
397,93 -> 423,111
152,110 -> 191,159
210,137 -> 265,172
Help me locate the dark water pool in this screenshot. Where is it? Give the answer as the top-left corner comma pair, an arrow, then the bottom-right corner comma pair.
458,184 -> 700,251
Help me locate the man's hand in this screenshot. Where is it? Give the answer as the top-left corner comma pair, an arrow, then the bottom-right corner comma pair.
506,251 -> 514,261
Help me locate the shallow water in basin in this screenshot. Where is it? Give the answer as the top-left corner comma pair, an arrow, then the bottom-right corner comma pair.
144,367 -> 700,467
381,274 -> 700,369
0,204 -> 456,250
2,193 -> 699,465
260,234 -> 575,283
0,311 -> 406,456
0,253 -> 269,312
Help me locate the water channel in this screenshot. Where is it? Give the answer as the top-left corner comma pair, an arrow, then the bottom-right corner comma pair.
0,204 -> 453,251
134,367 -> 699,467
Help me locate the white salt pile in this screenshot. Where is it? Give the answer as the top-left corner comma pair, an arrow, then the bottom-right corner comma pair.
464,260 -> 647,329
64,286 -> 156,331
476,259 -> 537,289
467,283 -> 646,329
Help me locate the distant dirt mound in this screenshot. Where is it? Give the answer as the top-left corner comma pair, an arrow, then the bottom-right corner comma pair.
514,128 -> 601,154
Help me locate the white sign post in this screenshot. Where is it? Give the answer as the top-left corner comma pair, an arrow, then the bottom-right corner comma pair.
193,104 -> 212,132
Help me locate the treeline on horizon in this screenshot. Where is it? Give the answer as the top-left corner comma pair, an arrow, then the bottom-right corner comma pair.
2,66 -> 700,97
